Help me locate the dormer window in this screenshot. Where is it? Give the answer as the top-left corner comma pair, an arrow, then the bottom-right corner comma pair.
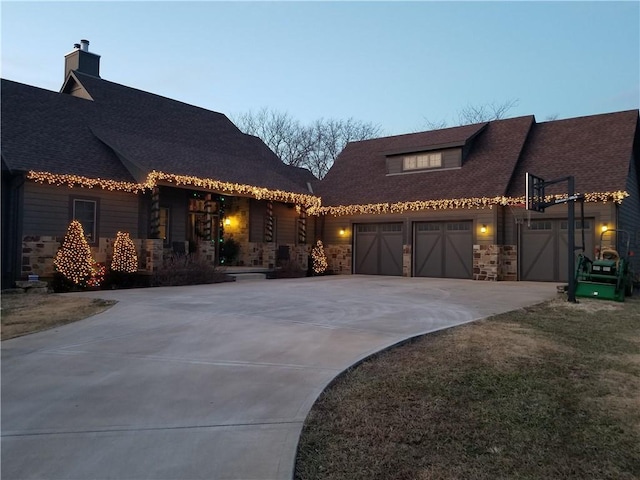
403,152 -> 442,171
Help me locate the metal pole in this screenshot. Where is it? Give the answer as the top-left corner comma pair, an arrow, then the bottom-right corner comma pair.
568,176 -> 576,302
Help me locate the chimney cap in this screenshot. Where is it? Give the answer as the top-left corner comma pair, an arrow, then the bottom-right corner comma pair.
80,39 -> 90,51
73,43 -> 81,49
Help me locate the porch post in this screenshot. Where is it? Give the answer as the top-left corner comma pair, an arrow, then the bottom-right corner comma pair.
204,193 -> 212,241
265,200 -> 274,242
150,186 -> 161,239
298,207 -> 307,244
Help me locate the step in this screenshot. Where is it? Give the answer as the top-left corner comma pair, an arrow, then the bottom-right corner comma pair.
228,272 -> 267,282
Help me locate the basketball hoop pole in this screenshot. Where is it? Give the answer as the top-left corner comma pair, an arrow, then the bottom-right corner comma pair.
533,174 -> 581,303
568,176 -> 576,302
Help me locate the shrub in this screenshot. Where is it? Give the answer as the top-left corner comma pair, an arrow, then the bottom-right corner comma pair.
150,253 -> 230,286
268,259 -> 306,279
220,237 -> 240,265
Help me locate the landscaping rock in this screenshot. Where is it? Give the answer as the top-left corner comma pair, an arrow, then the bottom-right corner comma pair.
14,280 -> 49,294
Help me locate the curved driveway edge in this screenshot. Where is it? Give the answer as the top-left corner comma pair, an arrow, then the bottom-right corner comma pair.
1,276 -> 558,479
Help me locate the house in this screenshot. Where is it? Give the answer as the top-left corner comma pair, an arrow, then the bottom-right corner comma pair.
315,110 -> 640,282
2,40 -> 319,285
3,40 -> 639,286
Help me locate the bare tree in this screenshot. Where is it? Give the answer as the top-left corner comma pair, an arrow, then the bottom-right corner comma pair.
423,99 -> 520,130
233,108 -> 313,168
232,108 -> 380,178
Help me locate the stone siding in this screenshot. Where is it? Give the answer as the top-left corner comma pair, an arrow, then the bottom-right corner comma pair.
21,235 -> 159,278
21,236 -> 59,278
225,197 -> 250,246
196,240 -> 217,265
403,244 -> 412,277
473,244 -> 517,281
325,244 -> 352,274
499,245 -> 518,281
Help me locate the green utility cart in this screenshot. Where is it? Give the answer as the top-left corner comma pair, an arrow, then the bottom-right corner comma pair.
575,229 -> 634,302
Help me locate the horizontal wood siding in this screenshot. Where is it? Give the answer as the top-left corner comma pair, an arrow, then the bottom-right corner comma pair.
249,199 -> 266,242
138,194 -> 150,239
504,202 -> 615,248
442,148 -> 462,169
386,157 -> 403,174
160,187 -> 187,243
23,182 -> 139,238
274,202 -> 297,244
618,154 -> 640,272
323,208 -> 494,245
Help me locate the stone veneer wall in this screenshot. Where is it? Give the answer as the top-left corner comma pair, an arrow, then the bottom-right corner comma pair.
225,197 -> 250,246
403,244 -> 412,277
196,240 -> 217,265
21,236 -> 59,279
498,245 -> 517,281
325,244 -> 352,274
241,242 -> 310,270
279,244 -> 310,270
21,236 -> 163,279
473,244 -> 517,281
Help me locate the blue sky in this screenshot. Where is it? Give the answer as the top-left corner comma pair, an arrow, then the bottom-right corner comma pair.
2,1 -> 638,136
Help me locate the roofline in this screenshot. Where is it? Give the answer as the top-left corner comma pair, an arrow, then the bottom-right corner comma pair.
70,71 -> 233,121
381,123 -> 489,156
537,108 -> 640,125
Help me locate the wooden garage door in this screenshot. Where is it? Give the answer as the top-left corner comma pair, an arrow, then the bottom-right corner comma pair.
521,218 -> 594,282
354,223 -> 403,275
414,221 -> 473,278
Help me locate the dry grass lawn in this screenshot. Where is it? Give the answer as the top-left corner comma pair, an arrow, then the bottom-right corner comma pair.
1,293 -> 116,340
295,296 -> 640,480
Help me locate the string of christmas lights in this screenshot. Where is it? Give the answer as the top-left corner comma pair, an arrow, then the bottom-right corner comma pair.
26,170 -> 628,218
26,170 -> 321,209
54,220 -> 95,285
111,231 -> 139,273
311,240 -> 328,275
312,192 -> 629,217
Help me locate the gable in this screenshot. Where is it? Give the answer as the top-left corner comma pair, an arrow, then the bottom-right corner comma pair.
507,110 -> 639,198
60,71 -> 93,100
317,116 -> 534,208
2,75 -> 316,199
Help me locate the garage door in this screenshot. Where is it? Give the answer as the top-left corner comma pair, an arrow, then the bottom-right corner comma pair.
414,221 -> 473,278
354,223 -> 403,275
521,218 -> 594,282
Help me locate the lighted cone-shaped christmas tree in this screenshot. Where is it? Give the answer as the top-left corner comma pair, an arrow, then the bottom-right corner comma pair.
111,231 -> 138,273
311,240 -> 328,275
54,220 -> 94,285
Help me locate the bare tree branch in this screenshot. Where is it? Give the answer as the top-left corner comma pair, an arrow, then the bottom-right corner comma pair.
423,99 -> 520,130
232,109 -> 380,178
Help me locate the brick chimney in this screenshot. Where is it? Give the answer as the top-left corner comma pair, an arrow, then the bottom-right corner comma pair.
64,39 -> 101,79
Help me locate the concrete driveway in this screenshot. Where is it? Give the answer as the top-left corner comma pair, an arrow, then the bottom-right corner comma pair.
2,276 -> 557,480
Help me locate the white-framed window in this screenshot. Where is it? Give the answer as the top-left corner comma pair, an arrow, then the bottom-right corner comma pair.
72,198 -> 98,242
403,152 -> 442,171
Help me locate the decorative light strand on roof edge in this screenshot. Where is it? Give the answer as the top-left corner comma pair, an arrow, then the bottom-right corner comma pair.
26,170 -> 322,209
24,171 -> 628,216
313,191 -> 629,217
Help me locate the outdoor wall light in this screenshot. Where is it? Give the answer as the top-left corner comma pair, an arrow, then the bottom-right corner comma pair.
601,224 -> 608,233
224,218 -> 231,226
480,224 -> 487,234
339,228 -> 347,236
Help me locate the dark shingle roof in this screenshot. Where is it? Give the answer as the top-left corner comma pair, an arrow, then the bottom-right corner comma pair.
2,73 -> 315,194
507,110 -> 639,197
1,79 -> 135,182
317,116 -> 534,205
